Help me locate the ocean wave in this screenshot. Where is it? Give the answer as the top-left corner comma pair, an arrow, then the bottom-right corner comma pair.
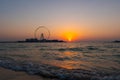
38,46 -> 107,53
39,47 -> 84,52
58,47 -> 83,51
0,58 -> 120,80
86,46 -> 99,50
0,49 -> 6,51
55,57 -> 71,61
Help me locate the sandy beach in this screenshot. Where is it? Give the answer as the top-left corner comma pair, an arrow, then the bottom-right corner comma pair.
0,67 -> 55,80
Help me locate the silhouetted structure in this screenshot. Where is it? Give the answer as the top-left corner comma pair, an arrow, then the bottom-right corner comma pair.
25,38 -> 38,42
18,38 -> 65,43
17,26 -> 65,43
112,40 -> 120,43
40,33 -> 45,40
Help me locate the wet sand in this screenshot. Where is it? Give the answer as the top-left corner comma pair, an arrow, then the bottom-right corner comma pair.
0,67 -> 55,80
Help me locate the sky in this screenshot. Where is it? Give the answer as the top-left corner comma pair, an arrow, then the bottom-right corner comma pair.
0,0 -> 120,41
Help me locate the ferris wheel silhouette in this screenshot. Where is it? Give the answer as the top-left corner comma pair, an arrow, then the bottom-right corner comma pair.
34,26 -> 50,40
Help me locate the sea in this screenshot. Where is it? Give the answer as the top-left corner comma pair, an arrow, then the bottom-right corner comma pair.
0,42 -> 120,80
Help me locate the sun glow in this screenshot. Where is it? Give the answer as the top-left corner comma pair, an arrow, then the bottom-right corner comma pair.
64,32 -> 75,42
59,26 -> 80,42
68,37 -> 72,41
67,34 -> 72,42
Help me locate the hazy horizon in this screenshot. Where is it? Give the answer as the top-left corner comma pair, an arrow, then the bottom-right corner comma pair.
0,0 -> 120,41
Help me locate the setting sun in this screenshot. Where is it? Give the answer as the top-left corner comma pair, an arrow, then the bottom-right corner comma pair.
63,32 -> 76,42
68,37 -> 72,41
67,34 -> 72,42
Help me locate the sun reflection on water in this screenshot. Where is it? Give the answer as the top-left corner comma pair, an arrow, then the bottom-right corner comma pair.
48,51 -> 89,70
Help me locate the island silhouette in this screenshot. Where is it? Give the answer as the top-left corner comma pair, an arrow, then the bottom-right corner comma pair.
18,26 -> 65,43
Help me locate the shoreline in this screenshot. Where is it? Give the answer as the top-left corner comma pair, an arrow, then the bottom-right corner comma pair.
0,59 -> 120,80
0,67 -> 56,80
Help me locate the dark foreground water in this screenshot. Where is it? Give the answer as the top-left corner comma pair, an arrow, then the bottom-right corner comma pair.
0,42 -> 120,80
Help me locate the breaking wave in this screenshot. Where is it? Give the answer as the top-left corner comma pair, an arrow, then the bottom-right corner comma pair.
0,58 -> 120,80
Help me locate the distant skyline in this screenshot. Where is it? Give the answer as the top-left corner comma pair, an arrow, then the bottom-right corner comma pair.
0,0 -> 120,41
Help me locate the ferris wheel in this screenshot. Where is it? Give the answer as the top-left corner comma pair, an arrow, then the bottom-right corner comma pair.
34,26 -> 50,40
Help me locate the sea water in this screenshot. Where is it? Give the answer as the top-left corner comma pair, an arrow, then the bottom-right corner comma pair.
0,42 -> 120,80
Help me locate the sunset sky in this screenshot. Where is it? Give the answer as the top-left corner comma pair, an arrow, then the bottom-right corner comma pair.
0,0 -> 120,41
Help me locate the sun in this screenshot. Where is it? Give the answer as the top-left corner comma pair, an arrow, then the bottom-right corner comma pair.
61,30 -> 78,42
67,35 -> 72,42
65,32 -> 73,42
68,37 -> 72,41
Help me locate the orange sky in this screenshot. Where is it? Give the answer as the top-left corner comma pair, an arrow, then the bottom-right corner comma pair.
0,0 -> 120,41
